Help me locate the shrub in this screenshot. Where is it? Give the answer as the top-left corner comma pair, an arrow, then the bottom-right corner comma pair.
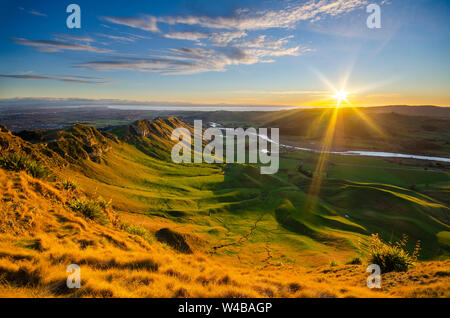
0,153 -> 51,179
97,197 -> 112,209
121,223 -> 153,243
68,198 -> 109,225
329,260 -> 339,267
346,257 -> 362,265
62,179 -> 78,191
26,161 -> 51,179
367,234 -> 420,273
0,153 -> 28,171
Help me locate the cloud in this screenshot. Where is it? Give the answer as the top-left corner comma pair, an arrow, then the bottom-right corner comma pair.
164,30 -> 247,46
75,47 -> 254,75
103,0 -> 369,32
95,33 -> 136,43
101,15 -> 159,32
164,31 -> 209,42
76,57 -> 202,75
0,74 -> 111,85
11,37 -> 113,53
208,31 -> 248,46
232,89 -> 329,95
53,33 -> 95,43
18,7 -> 47,17
76,38 -> 304,75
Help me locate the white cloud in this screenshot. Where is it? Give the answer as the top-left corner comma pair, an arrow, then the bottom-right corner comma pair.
11,37 -> 113,53
18,7 -> 47,17
53,33 -> 95,43
76,38 -> 305,75
164,30 -> 247,46
102,15 -> 159,32
0,74 -> 111,85
95,33 -> 136,43
103,0 -> 369,32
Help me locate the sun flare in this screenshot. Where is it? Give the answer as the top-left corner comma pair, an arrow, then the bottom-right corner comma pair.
333,90 -> 349,107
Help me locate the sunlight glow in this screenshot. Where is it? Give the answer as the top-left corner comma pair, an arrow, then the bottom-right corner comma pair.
303,71 -> 389,213
333,90 -> 350,107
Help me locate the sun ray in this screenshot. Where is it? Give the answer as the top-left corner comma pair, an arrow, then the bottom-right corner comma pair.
304,106 -> 340,212
348,106 -> 387,139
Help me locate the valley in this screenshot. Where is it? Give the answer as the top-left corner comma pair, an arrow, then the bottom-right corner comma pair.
0,112 -> 449,297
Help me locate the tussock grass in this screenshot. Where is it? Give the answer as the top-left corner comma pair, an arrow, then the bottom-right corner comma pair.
62,179 -> 78,191
346,257 -> 362,265
121,223 -> 153,243
68,198 -> 109,225
0,153 -> 51,179
329,260 -> 339,267
367,234 -> 421,273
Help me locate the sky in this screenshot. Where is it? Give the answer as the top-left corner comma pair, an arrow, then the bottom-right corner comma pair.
0,0 -> 449,107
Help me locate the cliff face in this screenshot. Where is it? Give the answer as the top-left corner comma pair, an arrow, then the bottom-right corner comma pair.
129,117 -> 191,139
47,124 -> 117,163
1,117 -> 191,166
0,126 -> 64,168
125,117 -> 193,160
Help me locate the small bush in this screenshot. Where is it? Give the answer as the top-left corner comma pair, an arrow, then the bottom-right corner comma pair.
329,260 -> 339,267
68,199 -> 109,225
26,161 -> 51,179
97,197 -> 112,209
346,257 -> 362,265
121,223 -> 153,243
368,234 -> 420,273
62,179 -> 78,191
0,153 -> 28,171
0,153 -> 51,179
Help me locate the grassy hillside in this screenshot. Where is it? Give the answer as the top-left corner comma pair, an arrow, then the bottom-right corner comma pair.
0,119 -> 449,298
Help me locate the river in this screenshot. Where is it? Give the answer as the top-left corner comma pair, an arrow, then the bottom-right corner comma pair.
209,122 -> 450,163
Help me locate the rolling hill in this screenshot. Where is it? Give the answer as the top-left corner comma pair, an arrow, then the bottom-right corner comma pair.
0,118 -> 449,298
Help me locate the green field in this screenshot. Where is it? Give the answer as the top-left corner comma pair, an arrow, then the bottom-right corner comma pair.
59,125 -> 449,267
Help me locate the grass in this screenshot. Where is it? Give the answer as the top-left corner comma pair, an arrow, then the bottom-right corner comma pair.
346,257 -> 362,265
121,223 -> 154,243
0,153 -> 51,179
54,139 -> 450,263
0,119 -> 449,298
367,234 -> 421,273
62,179 -> 78,190
67,198 -> 110,225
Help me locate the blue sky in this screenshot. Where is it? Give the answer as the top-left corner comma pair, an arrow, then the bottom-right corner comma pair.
0,0 -> 449,106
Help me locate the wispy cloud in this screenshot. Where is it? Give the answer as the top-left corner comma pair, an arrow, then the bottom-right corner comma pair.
164,31 -> 247,46
76,38 -> 305,75
95,33 -> 136,43
232,89 -> 329,95
53,33 -> 95,43
102,15 -> 159,32
18,7 -> 47,17
103,0 -> 369,32
0,74 -> 111,85
11,37 -> 113,53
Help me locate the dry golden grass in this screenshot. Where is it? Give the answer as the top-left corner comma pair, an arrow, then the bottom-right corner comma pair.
0,168 -> 448,298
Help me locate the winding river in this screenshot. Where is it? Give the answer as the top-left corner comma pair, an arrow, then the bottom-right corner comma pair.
209,122 -> 450,163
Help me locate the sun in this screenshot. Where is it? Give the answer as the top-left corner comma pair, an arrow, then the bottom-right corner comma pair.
333,90 -> 350,107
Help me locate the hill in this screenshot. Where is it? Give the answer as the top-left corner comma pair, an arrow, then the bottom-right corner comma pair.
0,118 -> 449,298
